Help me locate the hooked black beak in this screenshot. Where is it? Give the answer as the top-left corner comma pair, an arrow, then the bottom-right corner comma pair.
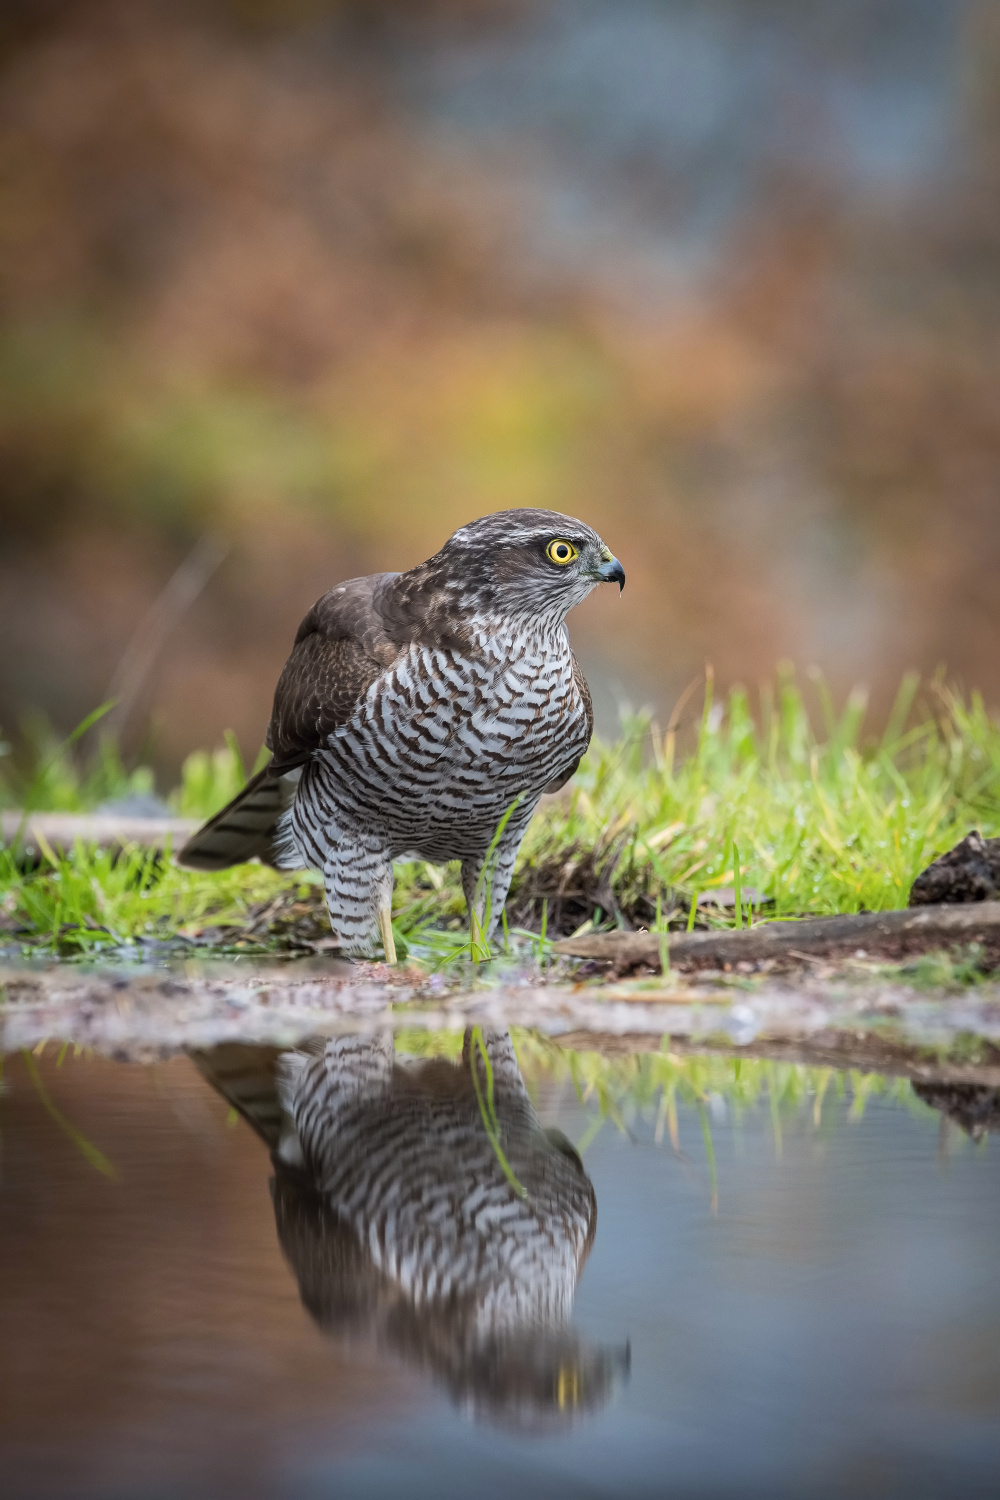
596,555 -> 625,593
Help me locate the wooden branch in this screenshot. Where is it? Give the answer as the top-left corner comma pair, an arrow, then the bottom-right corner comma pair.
552,901 -> 1000,971
1,811 -> 199,857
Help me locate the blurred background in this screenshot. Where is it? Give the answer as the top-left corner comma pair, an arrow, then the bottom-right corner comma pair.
1,0 -> 999,779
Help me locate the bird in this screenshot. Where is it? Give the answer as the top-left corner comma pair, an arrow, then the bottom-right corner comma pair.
178,508 -> 625,960
194,1028 -> 627,1427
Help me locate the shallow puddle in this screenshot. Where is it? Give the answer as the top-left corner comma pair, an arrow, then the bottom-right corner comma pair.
1,1032 -> 998,1499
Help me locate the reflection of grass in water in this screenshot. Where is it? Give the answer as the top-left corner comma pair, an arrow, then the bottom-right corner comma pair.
696,1098 -> 719,1215
4,673 -> 1000,963
559,1047 -> 931,1211
395,1029 -> 947,1212
514,1035 -> 941,1211
766,1062 -> 783,1161
468,1025 -> 528,1199
19,1049 -> 116,1178
398,1029 -> 937,1130
515,1036 -> 917,1117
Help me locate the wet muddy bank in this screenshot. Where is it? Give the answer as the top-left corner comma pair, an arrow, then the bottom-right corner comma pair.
3,959 -> 1000,1084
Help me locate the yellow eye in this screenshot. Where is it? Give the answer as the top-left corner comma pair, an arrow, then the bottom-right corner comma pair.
546,539 -> 578,566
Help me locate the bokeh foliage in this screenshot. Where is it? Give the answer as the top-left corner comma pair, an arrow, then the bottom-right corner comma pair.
3,1 -> 1000,772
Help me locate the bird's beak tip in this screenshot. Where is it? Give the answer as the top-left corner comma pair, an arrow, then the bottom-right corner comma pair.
596,555 -> 626,593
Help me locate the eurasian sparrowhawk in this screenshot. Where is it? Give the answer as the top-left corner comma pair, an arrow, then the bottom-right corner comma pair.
179,509 -> 624,958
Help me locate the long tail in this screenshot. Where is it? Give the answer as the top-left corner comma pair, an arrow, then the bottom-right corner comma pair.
190,1043 -> 290,1150
190,1040 -> 325,1170
177,766 -> 300,870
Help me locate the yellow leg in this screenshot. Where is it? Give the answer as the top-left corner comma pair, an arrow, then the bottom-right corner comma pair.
378,907 -> 397,965
470,907 -> 485,963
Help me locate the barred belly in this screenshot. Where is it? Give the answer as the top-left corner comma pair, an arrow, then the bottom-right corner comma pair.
293,626 -> 586,860
280,619 -> 589,952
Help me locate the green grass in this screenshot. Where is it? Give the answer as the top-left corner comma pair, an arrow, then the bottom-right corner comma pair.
532,670 -> 1000,923
2,671 -> 999,962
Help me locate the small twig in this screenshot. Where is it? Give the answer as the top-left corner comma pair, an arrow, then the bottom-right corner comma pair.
104,535 -> 228,740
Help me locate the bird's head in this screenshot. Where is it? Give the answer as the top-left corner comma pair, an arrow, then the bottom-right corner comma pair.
438,509 -> 625,624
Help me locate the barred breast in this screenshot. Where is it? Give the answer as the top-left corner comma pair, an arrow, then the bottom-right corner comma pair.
289,618 -> 590,865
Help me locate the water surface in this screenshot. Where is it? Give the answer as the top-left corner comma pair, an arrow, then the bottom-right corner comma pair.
1,1035 -> 998,1499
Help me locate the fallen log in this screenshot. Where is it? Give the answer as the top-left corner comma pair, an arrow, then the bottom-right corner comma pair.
1,811 -> 199,858
552,901 -> 1000,972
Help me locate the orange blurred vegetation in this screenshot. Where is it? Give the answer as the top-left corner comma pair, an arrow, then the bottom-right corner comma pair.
1,0 -> 999,774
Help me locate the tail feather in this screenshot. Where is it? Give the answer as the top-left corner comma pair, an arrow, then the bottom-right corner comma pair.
177,766 -> 300,871
191,1041 -> 323,1168
190,1044 -> 289,1150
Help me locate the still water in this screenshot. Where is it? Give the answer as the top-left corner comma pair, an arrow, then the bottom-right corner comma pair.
0,1032 -> 998,1499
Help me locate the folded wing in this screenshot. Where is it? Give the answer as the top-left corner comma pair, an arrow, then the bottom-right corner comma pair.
177,574 -> 399,871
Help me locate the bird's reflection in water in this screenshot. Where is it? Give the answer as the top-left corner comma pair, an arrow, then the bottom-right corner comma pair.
195,1029 -> 627,1428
